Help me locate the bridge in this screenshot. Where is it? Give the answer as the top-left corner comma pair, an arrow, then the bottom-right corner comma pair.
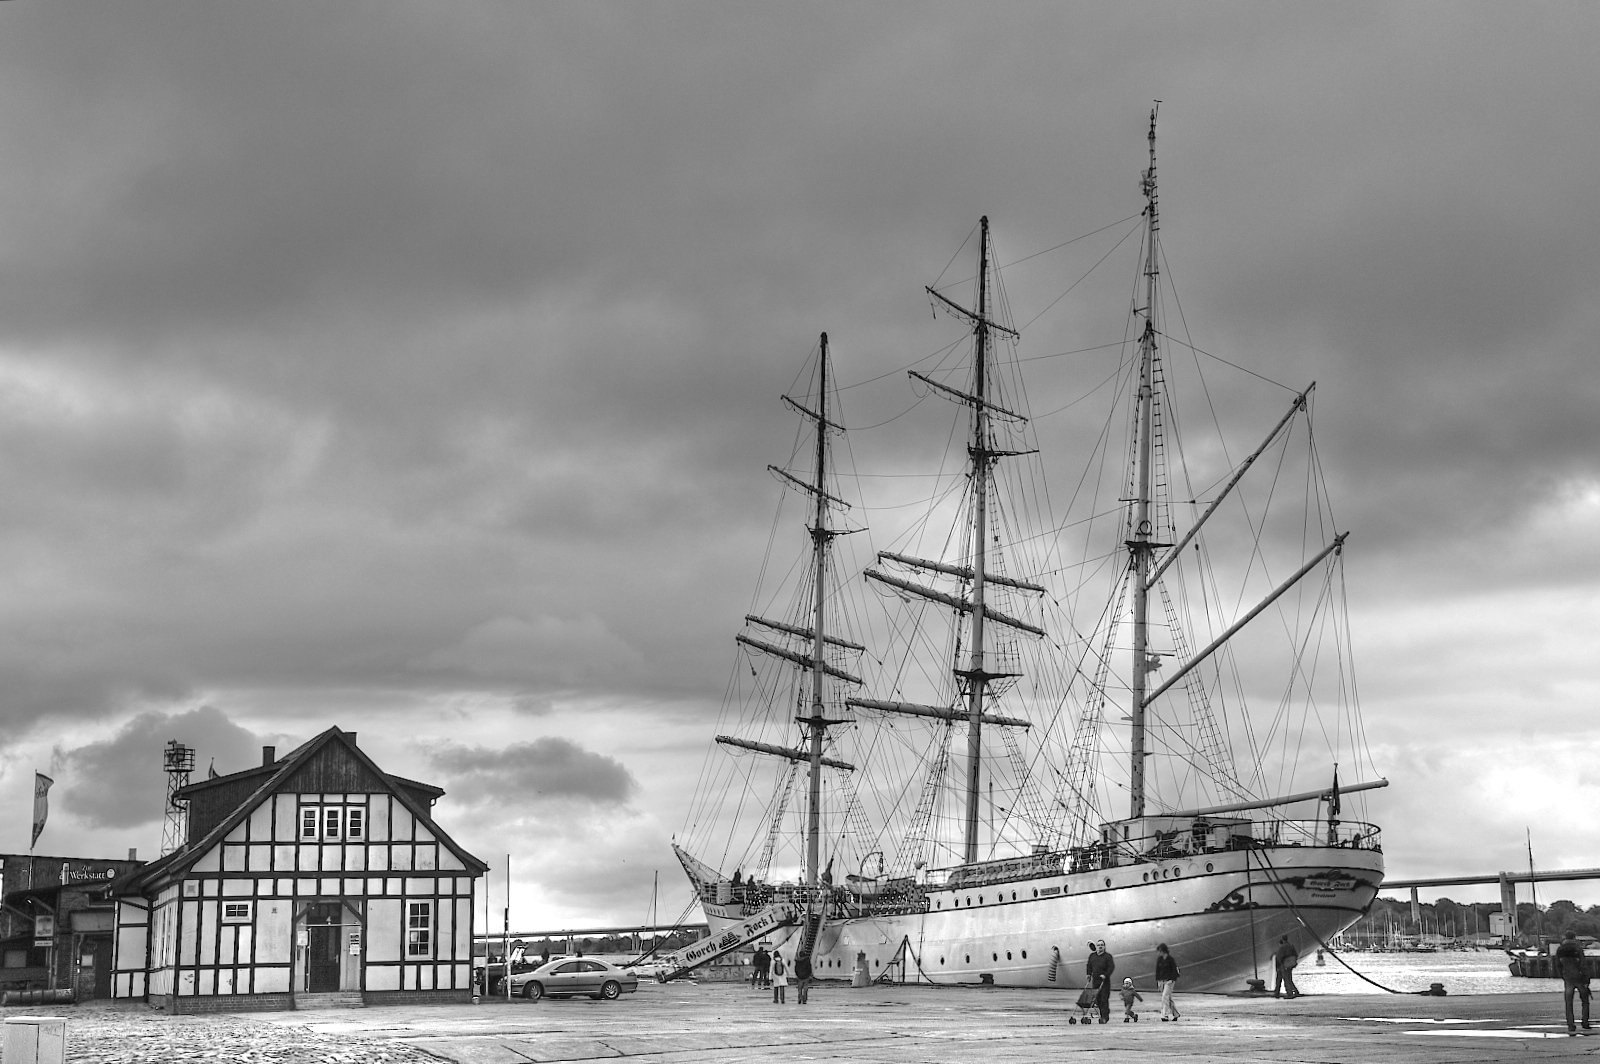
1378,866 -> 1600,935
472,922 -> 709,956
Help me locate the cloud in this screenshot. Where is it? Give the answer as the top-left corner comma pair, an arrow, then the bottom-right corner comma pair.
53,705 -> 284,829
425,737 -> 638,809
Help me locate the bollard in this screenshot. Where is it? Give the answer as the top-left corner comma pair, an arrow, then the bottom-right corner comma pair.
3,1016 -> 67,1064
852,950 -> 870,988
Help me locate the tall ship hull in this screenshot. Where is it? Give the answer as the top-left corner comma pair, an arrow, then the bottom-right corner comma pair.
686,839 -> 1380,992
666,111 -> 1385,995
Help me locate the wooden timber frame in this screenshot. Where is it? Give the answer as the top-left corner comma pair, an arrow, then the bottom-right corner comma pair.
107,726 -> 489,1013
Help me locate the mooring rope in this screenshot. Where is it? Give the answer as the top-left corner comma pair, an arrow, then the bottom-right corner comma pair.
1254,848 -> 1443,996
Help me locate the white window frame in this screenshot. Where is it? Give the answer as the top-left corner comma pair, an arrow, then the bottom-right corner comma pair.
220,901 -> 253,924
406,901 -> 432,957
345,806 -> 365,840
322,806 -> 343,841
300,807 -> 319,840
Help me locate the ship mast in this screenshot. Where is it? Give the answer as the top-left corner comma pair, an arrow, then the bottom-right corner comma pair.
960,219 -> 995,864
1129,105 -> 1160,820
803,332 -> 835,887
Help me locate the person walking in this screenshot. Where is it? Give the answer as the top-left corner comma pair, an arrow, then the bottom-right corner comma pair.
752,944 -> 771,989
795,951 -> 814,1004
1272,936 -> 1300,999
770,952 -> 788,1004
1155,942 -> 1181,1021
1087,939 -> 1116,1023
1555,930 -> 1593,1035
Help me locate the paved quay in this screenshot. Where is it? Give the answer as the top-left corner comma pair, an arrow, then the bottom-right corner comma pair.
3,981 -> 1594,1063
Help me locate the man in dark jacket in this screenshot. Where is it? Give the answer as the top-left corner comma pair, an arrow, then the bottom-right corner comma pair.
1087,939 -> 1116,1022
752,944 -> 771,989
795,951 -> 814,1004
1555,930 -> 1592,1034
1272,936 -> 1300,998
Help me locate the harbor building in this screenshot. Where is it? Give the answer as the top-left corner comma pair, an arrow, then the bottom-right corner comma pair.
109,726 -> 487,1012
1,852 -> 146,999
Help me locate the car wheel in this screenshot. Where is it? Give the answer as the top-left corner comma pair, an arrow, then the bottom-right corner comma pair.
601,981 -> 621,1000
522,981 -> 544,1001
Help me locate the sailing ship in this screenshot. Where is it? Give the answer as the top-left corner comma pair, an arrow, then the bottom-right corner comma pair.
668,112 -> 1386,993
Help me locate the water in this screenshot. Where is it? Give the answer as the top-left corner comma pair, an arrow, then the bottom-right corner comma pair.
1290,949 -> 1532,996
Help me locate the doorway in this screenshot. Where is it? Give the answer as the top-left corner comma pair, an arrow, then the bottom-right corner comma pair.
305,902 -> 343,993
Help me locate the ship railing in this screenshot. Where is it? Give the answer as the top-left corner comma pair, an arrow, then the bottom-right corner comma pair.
1079,819 -> 1381,871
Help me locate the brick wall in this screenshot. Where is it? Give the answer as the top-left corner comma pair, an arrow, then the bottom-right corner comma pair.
364,989 -> 473,1007
167,992 -> 294,1014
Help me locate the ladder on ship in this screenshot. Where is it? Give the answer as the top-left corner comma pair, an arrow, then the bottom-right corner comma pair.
654,902 -> 802,983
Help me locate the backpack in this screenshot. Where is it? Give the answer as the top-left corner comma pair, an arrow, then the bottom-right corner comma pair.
772,956 -> 786,977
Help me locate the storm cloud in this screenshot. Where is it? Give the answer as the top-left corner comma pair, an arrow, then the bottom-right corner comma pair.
426,737 -> 639,809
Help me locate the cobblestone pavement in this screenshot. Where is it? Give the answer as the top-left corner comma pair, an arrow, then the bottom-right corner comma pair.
0,1002 -> 437,1063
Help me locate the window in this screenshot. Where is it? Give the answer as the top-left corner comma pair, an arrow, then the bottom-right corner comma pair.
406,901 -> 432,957
300,807 -> 319,840
346,807 -> 365,840
221,901 -> 253,924
322,806 -> 343,841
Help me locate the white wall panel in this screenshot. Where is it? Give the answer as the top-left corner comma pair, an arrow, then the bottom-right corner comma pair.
366,965 -> 399,991
454,899 -> 472,962
199,902 -> 217,965
180,901 -> 200,965
367,899 -> 402,963
370,796 -> 390,840
273,795 -> 298,841
256,899 -> 292,964
248,803 -> 272,843
255,966 -> 290,994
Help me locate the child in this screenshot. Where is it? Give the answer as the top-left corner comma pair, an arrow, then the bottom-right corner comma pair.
1120,976 -> 1143,1022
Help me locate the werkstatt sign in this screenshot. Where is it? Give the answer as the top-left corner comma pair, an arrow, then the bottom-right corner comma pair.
59,863 -> 121,885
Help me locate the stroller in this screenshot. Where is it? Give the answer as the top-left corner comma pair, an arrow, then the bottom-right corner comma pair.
1069,982 -> 1097,1025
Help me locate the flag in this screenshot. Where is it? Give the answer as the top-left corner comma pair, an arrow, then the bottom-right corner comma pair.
1328,766 -> 1341,819
31,773 -> 53,849
207,759 -> 218,780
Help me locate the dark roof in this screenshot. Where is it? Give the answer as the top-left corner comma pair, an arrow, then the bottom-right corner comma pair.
115,726 -> 486,896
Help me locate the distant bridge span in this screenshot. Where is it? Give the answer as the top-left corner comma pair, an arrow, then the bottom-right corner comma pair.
472,922 -> 709,953
1377,867 -> 1600,932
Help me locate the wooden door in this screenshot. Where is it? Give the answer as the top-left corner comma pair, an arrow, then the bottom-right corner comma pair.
305,903 -> 343,993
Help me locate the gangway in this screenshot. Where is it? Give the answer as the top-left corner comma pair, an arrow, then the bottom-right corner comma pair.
654,902 -> 801,982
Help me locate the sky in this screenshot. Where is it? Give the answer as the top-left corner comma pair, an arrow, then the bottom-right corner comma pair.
0,2 -> 1597,928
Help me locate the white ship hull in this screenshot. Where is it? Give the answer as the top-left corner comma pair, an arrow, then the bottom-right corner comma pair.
701,845 -> 1381,993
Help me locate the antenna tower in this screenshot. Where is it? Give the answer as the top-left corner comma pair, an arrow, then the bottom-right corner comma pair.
161,740 -> 196,856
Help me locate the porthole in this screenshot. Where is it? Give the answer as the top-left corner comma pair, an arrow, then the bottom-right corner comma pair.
1173,868 -> 1181,877
966,896 -> 972,906
1011,891 -> 1017,900
1104,878 -> 1111,887
965,954 -> 971,963
1032,888 -> 1038,898
940,957 -> 946,965
1162,869 -> 1169,879
1142,872 -> 1149,882
979,895 -> 984,904
992,952 -> 998,961
936,899 -> 942,909
1006,951 -> 1013,960
1021,950 -> 1028,959
875,959 -> 880,968
1206,863 -> 1214,872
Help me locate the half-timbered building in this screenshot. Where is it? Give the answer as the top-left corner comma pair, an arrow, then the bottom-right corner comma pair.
109,726 -> 487,1012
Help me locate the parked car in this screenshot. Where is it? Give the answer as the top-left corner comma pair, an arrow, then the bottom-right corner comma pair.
508,958 -> 639,1001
